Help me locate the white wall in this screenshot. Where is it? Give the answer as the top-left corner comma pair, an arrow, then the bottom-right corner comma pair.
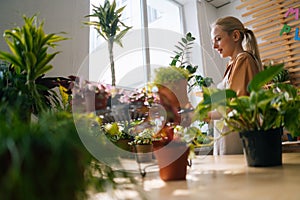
197,0 -> 224,84
0,0 -> 89,77
217,0 -> 249,23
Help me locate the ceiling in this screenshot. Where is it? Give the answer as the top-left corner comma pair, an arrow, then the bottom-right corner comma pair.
204,0 -> 232,8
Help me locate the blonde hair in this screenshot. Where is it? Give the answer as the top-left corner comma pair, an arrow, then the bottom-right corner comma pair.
212,16 -> 263,71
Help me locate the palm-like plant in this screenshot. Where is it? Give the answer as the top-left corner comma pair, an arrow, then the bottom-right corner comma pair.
85,0 -> 132,86
0,15 -> 67,118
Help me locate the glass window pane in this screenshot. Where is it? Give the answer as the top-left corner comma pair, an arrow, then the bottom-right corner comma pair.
88,0 -> 184,88
147,0 -> 183,33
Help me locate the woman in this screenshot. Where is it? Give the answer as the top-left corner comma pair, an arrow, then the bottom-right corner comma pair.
209,16 -> 263,155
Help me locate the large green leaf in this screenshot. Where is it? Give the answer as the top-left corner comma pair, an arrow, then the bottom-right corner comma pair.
247,63 -> 284,92
202,89 -> 236,105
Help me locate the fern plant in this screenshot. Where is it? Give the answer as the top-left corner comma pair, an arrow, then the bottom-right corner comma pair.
170,32 -> 213,91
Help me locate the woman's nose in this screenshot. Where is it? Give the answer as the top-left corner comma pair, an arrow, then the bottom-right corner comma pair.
212,41 -> 218,49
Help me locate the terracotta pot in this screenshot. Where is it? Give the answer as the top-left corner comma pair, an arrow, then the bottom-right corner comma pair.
157,79 -> 192,126
154,141 -> 189,181
135,144 -> 153,163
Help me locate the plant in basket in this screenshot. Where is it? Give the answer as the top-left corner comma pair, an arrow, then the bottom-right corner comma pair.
102,121 -> 134,152
194,64 -> 300,167
128,128 -> 154,163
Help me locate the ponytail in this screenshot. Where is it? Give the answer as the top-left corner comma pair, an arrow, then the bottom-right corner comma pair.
244,29 -> 263,71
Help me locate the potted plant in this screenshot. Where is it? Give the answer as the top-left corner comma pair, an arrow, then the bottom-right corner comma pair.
153,32 -> 213,127
129,128 -> 154,163
194,64 -> 300,167
154,65 -> 191,124
0,14 -> 67,121
150,33 -> 214,181
84,0 -> 132,87
169,32 -> 213,92
102,121 -> 134,152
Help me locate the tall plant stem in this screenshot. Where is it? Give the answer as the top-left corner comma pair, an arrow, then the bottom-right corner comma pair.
108,38 -> 116,86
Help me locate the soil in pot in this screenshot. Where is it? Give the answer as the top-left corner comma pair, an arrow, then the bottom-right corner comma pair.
239,127 -> 282,167
153,141 -> 189,181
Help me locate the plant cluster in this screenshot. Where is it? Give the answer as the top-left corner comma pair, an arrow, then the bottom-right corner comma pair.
0,111 -> 136,199
194,64 -> 300,137
0,15 -> 68,120
0,14 -> 143,199
129,128 -> 154,145
154,65 -> 190,85
102,121 -> 135,142
263,62 -> 290,84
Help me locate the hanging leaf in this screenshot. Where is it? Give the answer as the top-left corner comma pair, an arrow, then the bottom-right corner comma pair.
248,63 -> 284,92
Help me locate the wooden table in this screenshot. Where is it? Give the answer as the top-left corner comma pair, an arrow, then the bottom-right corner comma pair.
90,153 -> 300,200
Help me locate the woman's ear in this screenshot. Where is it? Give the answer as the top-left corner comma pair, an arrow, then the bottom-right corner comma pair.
232,30 -> 240,42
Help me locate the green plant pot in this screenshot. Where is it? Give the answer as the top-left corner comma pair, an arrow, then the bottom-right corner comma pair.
239,127 -> 283,167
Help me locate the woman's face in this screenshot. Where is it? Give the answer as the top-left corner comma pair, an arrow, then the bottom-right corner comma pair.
211,25 -> 236,58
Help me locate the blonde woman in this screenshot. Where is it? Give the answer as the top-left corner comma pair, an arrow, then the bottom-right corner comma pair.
208,16 -> 262,155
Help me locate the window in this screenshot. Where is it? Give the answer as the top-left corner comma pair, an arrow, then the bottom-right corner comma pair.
88,0 -> 184,88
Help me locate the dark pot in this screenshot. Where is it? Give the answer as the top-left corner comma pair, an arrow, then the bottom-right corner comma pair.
154,141 -> 189,181
239,127 -> 283,167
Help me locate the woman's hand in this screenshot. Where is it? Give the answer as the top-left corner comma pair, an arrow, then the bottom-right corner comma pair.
204,110 -> 222,122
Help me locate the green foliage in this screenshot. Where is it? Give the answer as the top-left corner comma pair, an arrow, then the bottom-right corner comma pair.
84,0 -> 132,86
264,62 -> 290,83
0,111 -> 137,199
170,32 -> 196,68
102,121 -> 134,142
0,14 -> 67,118
0,111 -> 89,199
154,65 -> 190,84
248,63 -> 284,92
170,32 -> 213,90
194,65 -> 300,137
129,128 -> 154,145
85,0 -> 131,47
0,14 -> 66,83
